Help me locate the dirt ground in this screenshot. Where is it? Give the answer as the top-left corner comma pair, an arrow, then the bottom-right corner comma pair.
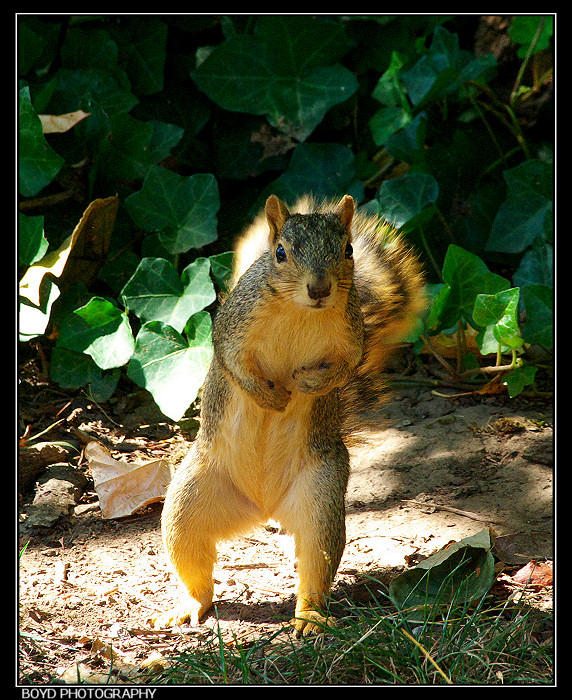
17,363 -> 554,685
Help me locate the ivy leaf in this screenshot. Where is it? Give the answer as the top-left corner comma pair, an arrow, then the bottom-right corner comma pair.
371,51 -> 410,107
509,16 -> 554,58
56,297 -> 135,370
263,143 -> 363,205
125,167 -> 219,254
209,252 -> 235,292
127,313 -> 214,421
192,16 -> 357,140
19,86 -> 64,196
427,245 -> 510,333
98,114 -> 183,181
376,172 -> 439,229
19,212 -> 48,267
522,285 -> 553,348
113,17 -> 168,96
385,113 -> 427,166
120,257 -> 216,333
402,26 -> 496,110
50,347 -> 120,401
503,365 -> 538,398
513,242 -> 553,290
389,528 -> 496,619
486,160 -> 553,254
51,66 -> 138,119
473,288 -> 523,355
61,26 -> 120,73
369,106 -> 412,147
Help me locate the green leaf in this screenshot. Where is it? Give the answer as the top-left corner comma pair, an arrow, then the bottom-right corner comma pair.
376,172 -> 439,229
509,16 -> 554,58
503,365 -> 538,398
52,67 -> 138,117
256,15 -> 352,74
120,257 -> 216,333
385,113 -> 427,166
192,17 -> 357,140
486,160 -> 553,254
428,245 -> 511,333
19,18 -> 60,76
473,288 -> 522,355
209,252 -> 234,292
389,528 -> 496,619
125,167 -> 219,254
401,26 -> 496,109
263,143 -> 363,205
57,297 -> 135,370
127,313 -> 214,421
371,51 -> 409,107
50,346 -> 120,401
19,86 -> 64,196
522,285 -> 553,348
513,242 -> 553,290
98,114 -> 184,181
113,17 -> 168,96
61,26 -> 120,73
19,212 -> 48,267
423,283 -> 449,333
369,106 -> 411,146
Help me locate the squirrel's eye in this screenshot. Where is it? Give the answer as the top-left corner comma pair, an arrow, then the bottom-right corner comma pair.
276,244 -> 287,263
344,242 -> 353,259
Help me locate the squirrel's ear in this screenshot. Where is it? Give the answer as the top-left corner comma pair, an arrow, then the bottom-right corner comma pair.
265,195 -> 290,243
336,195 -> 355,233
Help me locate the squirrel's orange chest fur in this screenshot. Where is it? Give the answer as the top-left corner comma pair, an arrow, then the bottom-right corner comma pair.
213,389 -> 315,517
211,295 -> 353,515
245,294 -> 354,391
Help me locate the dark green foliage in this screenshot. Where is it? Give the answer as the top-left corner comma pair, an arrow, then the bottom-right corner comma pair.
18,15 -> 554,417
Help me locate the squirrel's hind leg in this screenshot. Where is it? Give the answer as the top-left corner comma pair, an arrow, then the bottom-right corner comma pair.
274,455 -> 349,636
153,445 -> 260,627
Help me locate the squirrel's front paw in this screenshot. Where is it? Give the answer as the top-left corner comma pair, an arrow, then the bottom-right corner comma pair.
292,361 -> 334,394
261,379 -> 291,411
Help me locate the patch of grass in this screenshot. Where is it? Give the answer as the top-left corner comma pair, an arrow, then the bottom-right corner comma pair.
147,581 -> 553,686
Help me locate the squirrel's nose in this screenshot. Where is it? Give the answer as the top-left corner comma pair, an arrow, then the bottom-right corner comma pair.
307,278 -> 332,300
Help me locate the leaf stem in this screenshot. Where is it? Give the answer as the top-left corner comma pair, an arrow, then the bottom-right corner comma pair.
511,17 -> 546,107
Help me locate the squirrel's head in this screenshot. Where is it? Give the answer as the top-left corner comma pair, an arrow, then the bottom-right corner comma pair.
265,194 -> 355,309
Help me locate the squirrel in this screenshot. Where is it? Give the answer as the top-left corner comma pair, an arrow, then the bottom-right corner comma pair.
155,194 -> 425,635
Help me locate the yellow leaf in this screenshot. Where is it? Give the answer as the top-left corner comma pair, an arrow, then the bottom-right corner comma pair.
85,441 -> 173,520
39,110 -> 90,134
19,233 -> 75,306
19,195 -> 118,307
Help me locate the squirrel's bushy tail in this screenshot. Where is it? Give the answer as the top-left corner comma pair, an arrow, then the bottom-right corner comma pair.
231,195 -> 426,432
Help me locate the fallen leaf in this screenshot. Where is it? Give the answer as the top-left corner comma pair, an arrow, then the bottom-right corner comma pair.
420,326 -> 480,359
58,662 -> 113,685
19,195 -> 118,307
492,531 -> 547,565
511,560 -> 553,589
39,110 -> 90,134
85,441 -> 172,519
389,528 -> 496,619
475,374 -> 506,395
140,650 -> 169,672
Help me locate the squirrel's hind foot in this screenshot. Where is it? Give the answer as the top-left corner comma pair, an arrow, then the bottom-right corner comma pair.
151,599 -> 211,629
290,609 -> 337,637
